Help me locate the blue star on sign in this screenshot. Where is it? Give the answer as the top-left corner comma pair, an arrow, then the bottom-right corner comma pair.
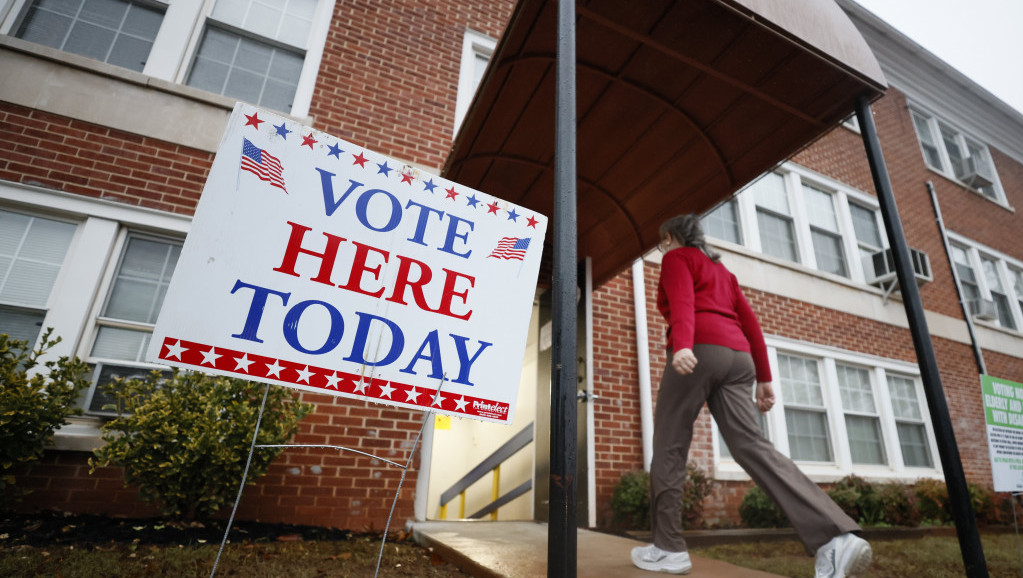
506,208 -> 520,222
274,123 -> 291,139
466,194 -> 480,208
423,178 -> 437,193
377,161 -> 392,176
327,143 -> 343,159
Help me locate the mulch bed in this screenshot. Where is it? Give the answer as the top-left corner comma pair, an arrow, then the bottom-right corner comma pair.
1,510 -> 368,548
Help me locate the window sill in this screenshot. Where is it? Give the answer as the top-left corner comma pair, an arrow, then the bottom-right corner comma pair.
50,416 -> 105,452
925,168 -> 1014,213
714,458 -> 941,484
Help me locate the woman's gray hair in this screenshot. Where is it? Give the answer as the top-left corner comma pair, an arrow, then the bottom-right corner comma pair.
659,214 -> 721,262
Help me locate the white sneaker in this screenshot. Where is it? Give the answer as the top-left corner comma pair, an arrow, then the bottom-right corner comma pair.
630,543 -> 692,574
814,533 -> 872,578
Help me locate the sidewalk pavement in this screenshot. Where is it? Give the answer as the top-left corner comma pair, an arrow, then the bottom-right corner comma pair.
412,521 -> 786,578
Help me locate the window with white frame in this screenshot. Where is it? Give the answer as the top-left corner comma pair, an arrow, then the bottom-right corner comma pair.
778,353 -> 833,462
950,236 -> 1023,332
713,340 -> 939,478
701,165 -> 887,284
4,0 -> 333,116
0,208 -> 77,345
13,0 -> 165,72
909,108 -> 1004,203
453,28 -> 496,134
83,233 -> 181,413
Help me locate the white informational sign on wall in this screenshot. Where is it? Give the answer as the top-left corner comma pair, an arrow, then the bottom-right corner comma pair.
981,374 -> 1023,492
148,104 -> 547,424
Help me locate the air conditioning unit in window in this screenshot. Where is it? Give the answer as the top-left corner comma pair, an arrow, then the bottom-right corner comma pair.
863,247 -> 932,302
955,156 -> 995,189
968,298 -> 998,321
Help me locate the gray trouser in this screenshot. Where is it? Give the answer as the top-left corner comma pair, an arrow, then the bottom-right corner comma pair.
650,344 -> 859,555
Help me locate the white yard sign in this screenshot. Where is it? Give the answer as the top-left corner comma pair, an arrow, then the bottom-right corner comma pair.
148,104 -> 547,424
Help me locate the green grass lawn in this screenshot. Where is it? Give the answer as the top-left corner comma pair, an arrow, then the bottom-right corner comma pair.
693,530 -> 1023,577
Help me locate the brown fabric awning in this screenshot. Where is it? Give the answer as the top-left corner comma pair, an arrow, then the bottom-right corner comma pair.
444,0 -> 886,285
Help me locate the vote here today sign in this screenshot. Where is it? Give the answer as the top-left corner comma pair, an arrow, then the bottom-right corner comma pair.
147,103 -> 547,424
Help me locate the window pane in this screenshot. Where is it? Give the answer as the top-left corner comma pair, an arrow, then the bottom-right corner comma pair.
187,27 -> 302,113
87,363 -> 170,413
803,185 -> 839,232
102,237 -> 179,324
911,112 -> 942,169
896,422 -> 933,468
0,305 -> 45,346
846,415 -> 886,465
849,204 -> 882,249
210,0 -> 315,48
91,326 -> 150,361
811,229 -> 847,277
719,412 -> 768,458
836,365 -> 875,413
941,125 -> 964,177
887,375 -> 922,420
0,210 -> 76,308
16,0 -> 163,72
751,173 -> 789,215
779,354 -> 823,407
756,210 -> 797,262
785,408 -> 832,462
701,200 -> 740,244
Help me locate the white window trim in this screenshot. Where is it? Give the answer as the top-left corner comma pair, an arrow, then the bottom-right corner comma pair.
453,28 -> 496,136
713,336 -> 942,483
947,231 -> 1023,334
908,103 -> 1010,208
1,182 -> 191,445
1,0 -> 334,118
728,163 -> 885,285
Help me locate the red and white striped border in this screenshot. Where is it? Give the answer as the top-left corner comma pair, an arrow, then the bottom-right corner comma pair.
157,337 -> 510,420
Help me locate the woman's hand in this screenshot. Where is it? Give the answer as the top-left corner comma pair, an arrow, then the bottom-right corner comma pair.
672,348 -> 698,375
756,381 -> 775,413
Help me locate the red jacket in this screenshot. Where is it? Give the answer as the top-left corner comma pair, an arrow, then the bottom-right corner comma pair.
657,247 -> 772,382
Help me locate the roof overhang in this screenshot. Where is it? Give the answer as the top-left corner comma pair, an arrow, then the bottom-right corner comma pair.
444,0 -> 886,285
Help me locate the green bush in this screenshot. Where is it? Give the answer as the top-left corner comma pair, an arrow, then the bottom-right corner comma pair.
827,475 -> 884,526
876,482 -> 920,527
738,485 -> 790,528
90,369 -> 311,521
1,330 -> 91,504
914,478 -> 951,524
609,465 -> 713,531
610,470 -> 650,530
968,482 -> 1001,525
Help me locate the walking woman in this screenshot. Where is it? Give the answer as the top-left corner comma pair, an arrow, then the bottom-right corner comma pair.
630,215 -> 872,577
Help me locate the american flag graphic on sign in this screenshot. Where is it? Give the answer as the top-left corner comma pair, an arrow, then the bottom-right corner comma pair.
487,237 -> 530,260
241,138 -> 287,193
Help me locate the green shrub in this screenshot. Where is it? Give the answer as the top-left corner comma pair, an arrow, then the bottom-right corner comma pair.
738,485 -> 790,528
90,369 -> 311,521
1,330 -> 91,504
609,465 -> 713,531
827,475 -> 884,526
681,465 -> 713,529
914,478 -> 951,524
876,482 -> 920,527
968,482 -> 1001,525
610,470 -> 650,530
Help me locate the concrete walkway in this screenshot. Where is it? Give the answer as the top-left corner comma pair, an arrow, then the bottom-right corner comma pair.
412,521 -> 785,578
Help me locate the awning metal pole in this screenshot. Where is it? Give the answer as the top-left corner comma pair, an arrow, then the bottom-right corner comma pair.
549,0 -> 578,575
855,97 -> 988,578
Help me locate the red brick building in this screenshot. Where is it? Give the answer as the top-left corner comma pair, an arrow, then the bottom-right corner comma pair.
2,0 -> 1021,532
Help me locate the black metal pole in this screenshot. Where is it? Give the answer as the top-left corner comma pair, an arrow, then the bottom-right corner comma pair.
856,97 -> 988,577
548,0 -> 577,575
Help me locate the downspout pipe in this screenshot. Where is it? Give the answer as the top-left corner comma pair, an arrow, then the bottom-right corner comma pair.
856,96 -> 988,578
632,259 -> 654,471
927,181 -> 986,375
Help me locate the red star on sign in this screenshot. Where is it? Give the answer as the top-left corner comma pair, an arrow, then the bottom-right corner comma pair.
527,215 -> 539,228
487,201 -> 499,215
301,133 -> 317,148
352,152 -> 368,167
445,186 -> 458,200
244,112 -> 263,128
401,172 -> 414,184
